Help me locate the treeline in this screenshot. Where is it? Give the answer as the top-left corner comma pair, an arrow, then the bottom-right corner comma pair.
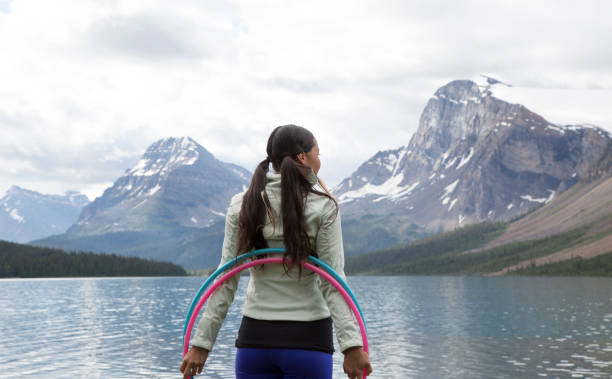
0,240 -> 186,278
345,221 -> 507,274
345,221 -> 612,276
512,253 -> 612,276
397,227 -> 588,275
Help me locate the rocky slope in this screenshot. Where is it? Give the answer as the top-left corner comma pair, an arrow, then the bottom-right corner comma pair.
334,80 -> 611,246
0,186 -> 89,243
482,140 -> 612,274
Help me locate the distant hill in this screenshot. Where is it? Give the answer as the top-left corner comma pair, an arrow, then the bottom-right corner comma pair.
0,240 -> 186,278
0,186 -> 89,243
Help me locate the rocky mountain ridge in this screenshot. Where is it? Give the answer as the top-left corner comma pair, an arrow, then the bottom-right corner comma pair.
334,80 -> 611,240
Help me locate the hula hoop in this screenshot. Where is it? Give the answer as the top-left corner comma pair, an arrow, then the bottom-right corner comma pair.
184,257 -> 369,379
182,248 -> 367,347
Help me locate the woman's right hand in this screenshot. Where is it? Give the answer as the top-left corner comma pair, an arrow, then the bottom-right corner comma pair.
343,346 -> 373,378
180,346 -> 209,378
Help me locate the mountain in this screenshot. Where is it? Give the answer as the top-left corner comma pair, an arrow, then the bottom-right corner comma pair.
68,136 -> 249,235
335,80 -> 611,253
346,142 -> 612,276
33,137 -> 250,268
0,186 -> 89,243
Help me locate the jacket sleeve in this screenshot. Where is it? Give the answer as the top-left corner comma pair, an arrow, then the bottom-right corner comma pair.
191,195 -> 241,351
315,200 -> 363,352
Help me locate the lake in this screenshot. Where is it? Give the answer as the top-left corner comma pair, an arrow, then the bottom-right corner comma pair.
1,276 -> 611,378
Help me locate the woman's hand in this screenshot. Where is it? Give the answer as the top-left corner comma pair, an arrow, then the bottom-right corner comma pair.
180,346 -> 209,378
343,346 -> 372,379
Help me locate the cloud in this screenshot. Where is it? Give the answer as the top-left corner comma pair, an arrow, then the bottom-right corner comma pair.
0,125 -> 148,199
264,77 -> 340,94
87,12 -> 209,61
1,0 -> 611,199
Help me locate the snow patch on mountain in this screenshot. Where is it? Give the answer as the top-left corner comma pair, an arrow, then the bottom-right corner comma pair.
520,190 -> 556,204
444,156 -> 458,169
232,168 -> 249,181
9,208 -> 25,223
392,147 -> 410,176
456,148 -> 474,170
132,199 -> 147,209
210,209 -> 226,217
338,173 -> 419,204
547,124 -> 566,135
441,179 -> 459,199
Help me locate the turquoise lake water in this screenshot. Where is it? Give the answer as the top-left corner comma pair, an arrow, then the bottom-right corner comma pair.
1,276 -> 611,378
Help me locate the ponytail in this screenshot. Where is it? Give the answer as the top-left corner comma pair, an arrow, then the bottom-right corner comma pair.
236,156 -> 272,254
279,155 -> 314,276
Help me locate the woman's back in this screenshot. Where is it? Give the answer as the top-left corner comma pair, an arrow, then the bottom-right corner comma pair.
231,172 -> 341,321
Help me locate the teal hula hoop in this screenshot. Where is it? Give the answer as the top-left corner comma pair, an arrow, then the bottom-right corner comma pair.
182,248 -> 367,346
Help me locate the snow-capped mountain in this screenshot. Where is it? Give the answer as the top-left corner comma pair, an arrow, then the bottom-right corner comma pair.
0,186 -> 89,243
334,80 -> 611,237
67,136 -> 250,235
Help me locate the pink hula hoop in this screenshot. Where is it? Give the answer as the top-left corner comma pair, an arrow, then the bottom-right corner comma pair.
184,257 -> 369,378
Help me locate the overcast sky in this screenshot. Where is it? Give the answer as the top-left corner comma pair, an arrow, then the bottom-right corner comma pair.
1,0 -> 611,200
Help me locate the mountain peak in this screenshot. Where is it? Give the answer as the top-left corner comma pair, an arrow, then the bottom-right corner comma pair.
128,136 -> 213,178
434,80 -> 483,100
153,136 -> 199,149
6,185 -> 23,195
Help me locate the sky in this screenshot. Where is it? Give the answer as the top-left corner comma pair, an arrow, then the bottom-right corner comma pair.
1,0 -> 611,200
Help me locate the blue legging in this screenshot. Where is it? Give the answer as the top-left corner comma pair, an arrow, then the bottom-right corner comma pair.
235,347 -> 333,379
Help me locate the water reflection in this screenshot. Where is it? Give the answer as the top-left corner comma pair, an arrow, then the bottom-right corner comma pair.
0,276 -> 611,378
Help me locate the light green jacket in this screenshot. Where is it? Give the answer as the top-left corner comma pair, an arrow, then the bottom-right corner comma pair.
191,172 -> 362,353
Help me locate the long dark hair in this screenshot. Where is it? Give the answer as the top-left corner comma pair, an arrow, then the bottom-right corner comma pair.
237,124 -> 337,276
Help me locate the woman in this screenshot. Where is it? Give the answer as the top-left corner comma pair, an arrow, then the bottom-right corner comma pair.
180,125 -> 372,379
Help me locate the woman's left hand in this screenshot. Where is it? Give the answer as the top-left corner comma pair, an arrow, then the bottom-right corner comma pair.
180,346 -> 209,378
343,346 -> 372,378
